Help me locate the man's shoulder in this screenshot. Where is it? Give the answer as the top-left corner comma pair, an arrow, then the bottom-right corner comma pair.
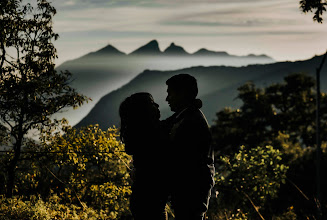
184,107 -> 207,119
183,107 -> 209,127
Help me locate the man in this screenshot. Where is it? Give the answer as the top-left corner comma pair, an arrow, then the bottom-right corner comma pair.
164,74 -> 215,220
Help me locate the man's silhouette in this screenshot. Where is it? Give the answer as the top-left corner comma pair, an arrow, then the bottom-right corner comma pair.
164,74 -> 214,220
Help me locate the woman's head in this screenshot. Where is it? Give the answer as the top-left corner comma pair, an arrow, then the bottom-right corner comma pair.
119,93 -> 160,142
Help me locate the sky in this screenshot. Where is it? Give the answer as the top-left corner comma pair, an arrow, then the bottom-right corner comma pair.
51,0 -> 327,66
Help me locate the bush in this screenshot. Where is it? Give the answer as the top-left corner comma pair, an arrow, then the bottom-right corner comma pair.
0,194 -> 109,220
41,125 -> 132,219
0,125 -> 133,219
208,145 -> 288,219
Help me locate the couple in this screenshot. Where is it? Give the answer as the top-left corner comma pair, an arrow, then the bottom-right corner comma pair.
119,74 -> 215,220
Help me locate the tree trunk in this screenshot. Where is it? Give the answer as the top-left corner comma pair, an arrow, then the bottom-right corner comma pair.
6,138 -> 22,198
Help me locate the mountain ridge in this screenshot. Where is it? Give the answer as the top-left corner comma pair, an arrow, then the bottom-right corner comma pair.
84,40 -> 274,58
193,48 -> 229,57
60,40 -> 274,61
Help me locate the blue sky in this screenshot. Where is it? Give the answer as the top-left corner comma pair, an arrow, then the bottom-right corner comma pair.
51,0 -> 327,65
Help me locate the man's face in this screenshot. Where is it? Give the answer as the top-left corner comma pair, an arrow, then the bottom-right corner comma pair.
166,86 -> 185,112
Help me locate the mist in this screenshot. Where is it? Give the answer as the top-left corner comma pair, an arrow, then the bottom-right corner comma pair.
54,51 -> 275,126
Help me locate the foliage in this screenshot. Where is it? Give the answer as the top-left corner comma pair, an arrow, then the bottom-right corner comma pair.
211,73 -> 327,156
210,73 -> 327,218
0,0 -> 89,197
271,139 -> 327,219
0,194 -> 110,220
209,145 -> 288,219
5,124 -> 133,219
273,207 -> 297,220
0,125 -> 132,219
274,132 -> 304,163
206,206 -> 248,220
300,0 -> 327,23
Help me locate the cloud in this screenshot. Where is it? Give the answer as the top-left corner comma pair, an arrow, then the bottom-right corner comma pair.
52,0 -> 325,44
51,0 -> 285,10
51,0 -> 173,10
162,19 -> 297,28
51,0 -> 327,65
160,0 -> 300,28
54,0 -> 297,30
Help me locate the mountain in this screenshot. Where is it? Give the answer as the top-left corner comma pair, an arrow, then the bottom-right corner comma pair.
75,55 -> 326,129
130,40 -> 162,56
247,53 -> 271,59
76,44 -> 126,61
55,40 -> 275,126
163,43 -> 189,55
193,48 -> 229,56
88,44 -> 126,56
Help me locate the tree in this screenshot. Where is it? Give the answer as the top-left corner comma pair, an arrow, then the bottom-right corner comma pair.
0,0 -> 88,197
211,73 -> 327,156
300,0 -> 327,23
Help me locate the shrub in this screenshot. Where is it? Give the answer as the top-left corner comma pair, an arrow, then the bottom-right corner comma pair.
0,194 -> 109,220
1,125 -> 133,219
208,145 -> 288,219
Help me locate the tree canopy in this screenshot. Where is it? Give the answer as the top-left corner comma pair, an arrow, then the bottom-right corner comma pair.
0,0 -> 89,197
211,73 -> 327,156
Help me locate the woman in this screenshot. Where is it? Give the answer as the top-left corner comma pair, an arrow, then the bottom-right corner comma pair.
119,92 -> 168,220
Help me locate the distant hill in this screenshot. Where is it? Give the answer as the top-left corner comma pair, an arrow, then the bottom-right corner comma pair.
55,40 -> 275,125
193,48 -> 229,56
75,54 -> 327,129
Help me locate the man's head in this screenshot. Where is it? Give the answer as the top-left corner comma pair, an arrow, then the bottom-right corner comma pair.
166,74 -> 198,112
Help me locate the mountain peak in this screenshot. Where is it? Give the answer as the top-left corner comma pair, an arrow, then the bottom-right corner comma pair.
130,40 -> 161,55
163,42 -> 188,55
95,44 -> 125,56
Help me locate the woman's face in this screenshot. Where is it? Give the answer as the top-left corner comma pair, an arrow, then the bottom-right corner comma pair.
144,95 -> 160,121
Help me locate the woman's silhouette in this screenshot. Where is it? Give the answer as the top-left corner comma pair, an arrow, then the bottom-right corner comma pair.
119,92 -> 168,220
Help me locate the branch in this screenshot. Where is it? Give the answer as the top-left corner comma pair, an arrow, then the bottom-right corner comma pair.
4,58 -> 19,69
111,150 -> 132,171
0,37 -> 6,78
23,118 -> 49,134
1,113 -> 15,131
45,166 -> 86,210
18,154 -> 43,161
287,178 -> 310,201
236,188 -> 265,220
